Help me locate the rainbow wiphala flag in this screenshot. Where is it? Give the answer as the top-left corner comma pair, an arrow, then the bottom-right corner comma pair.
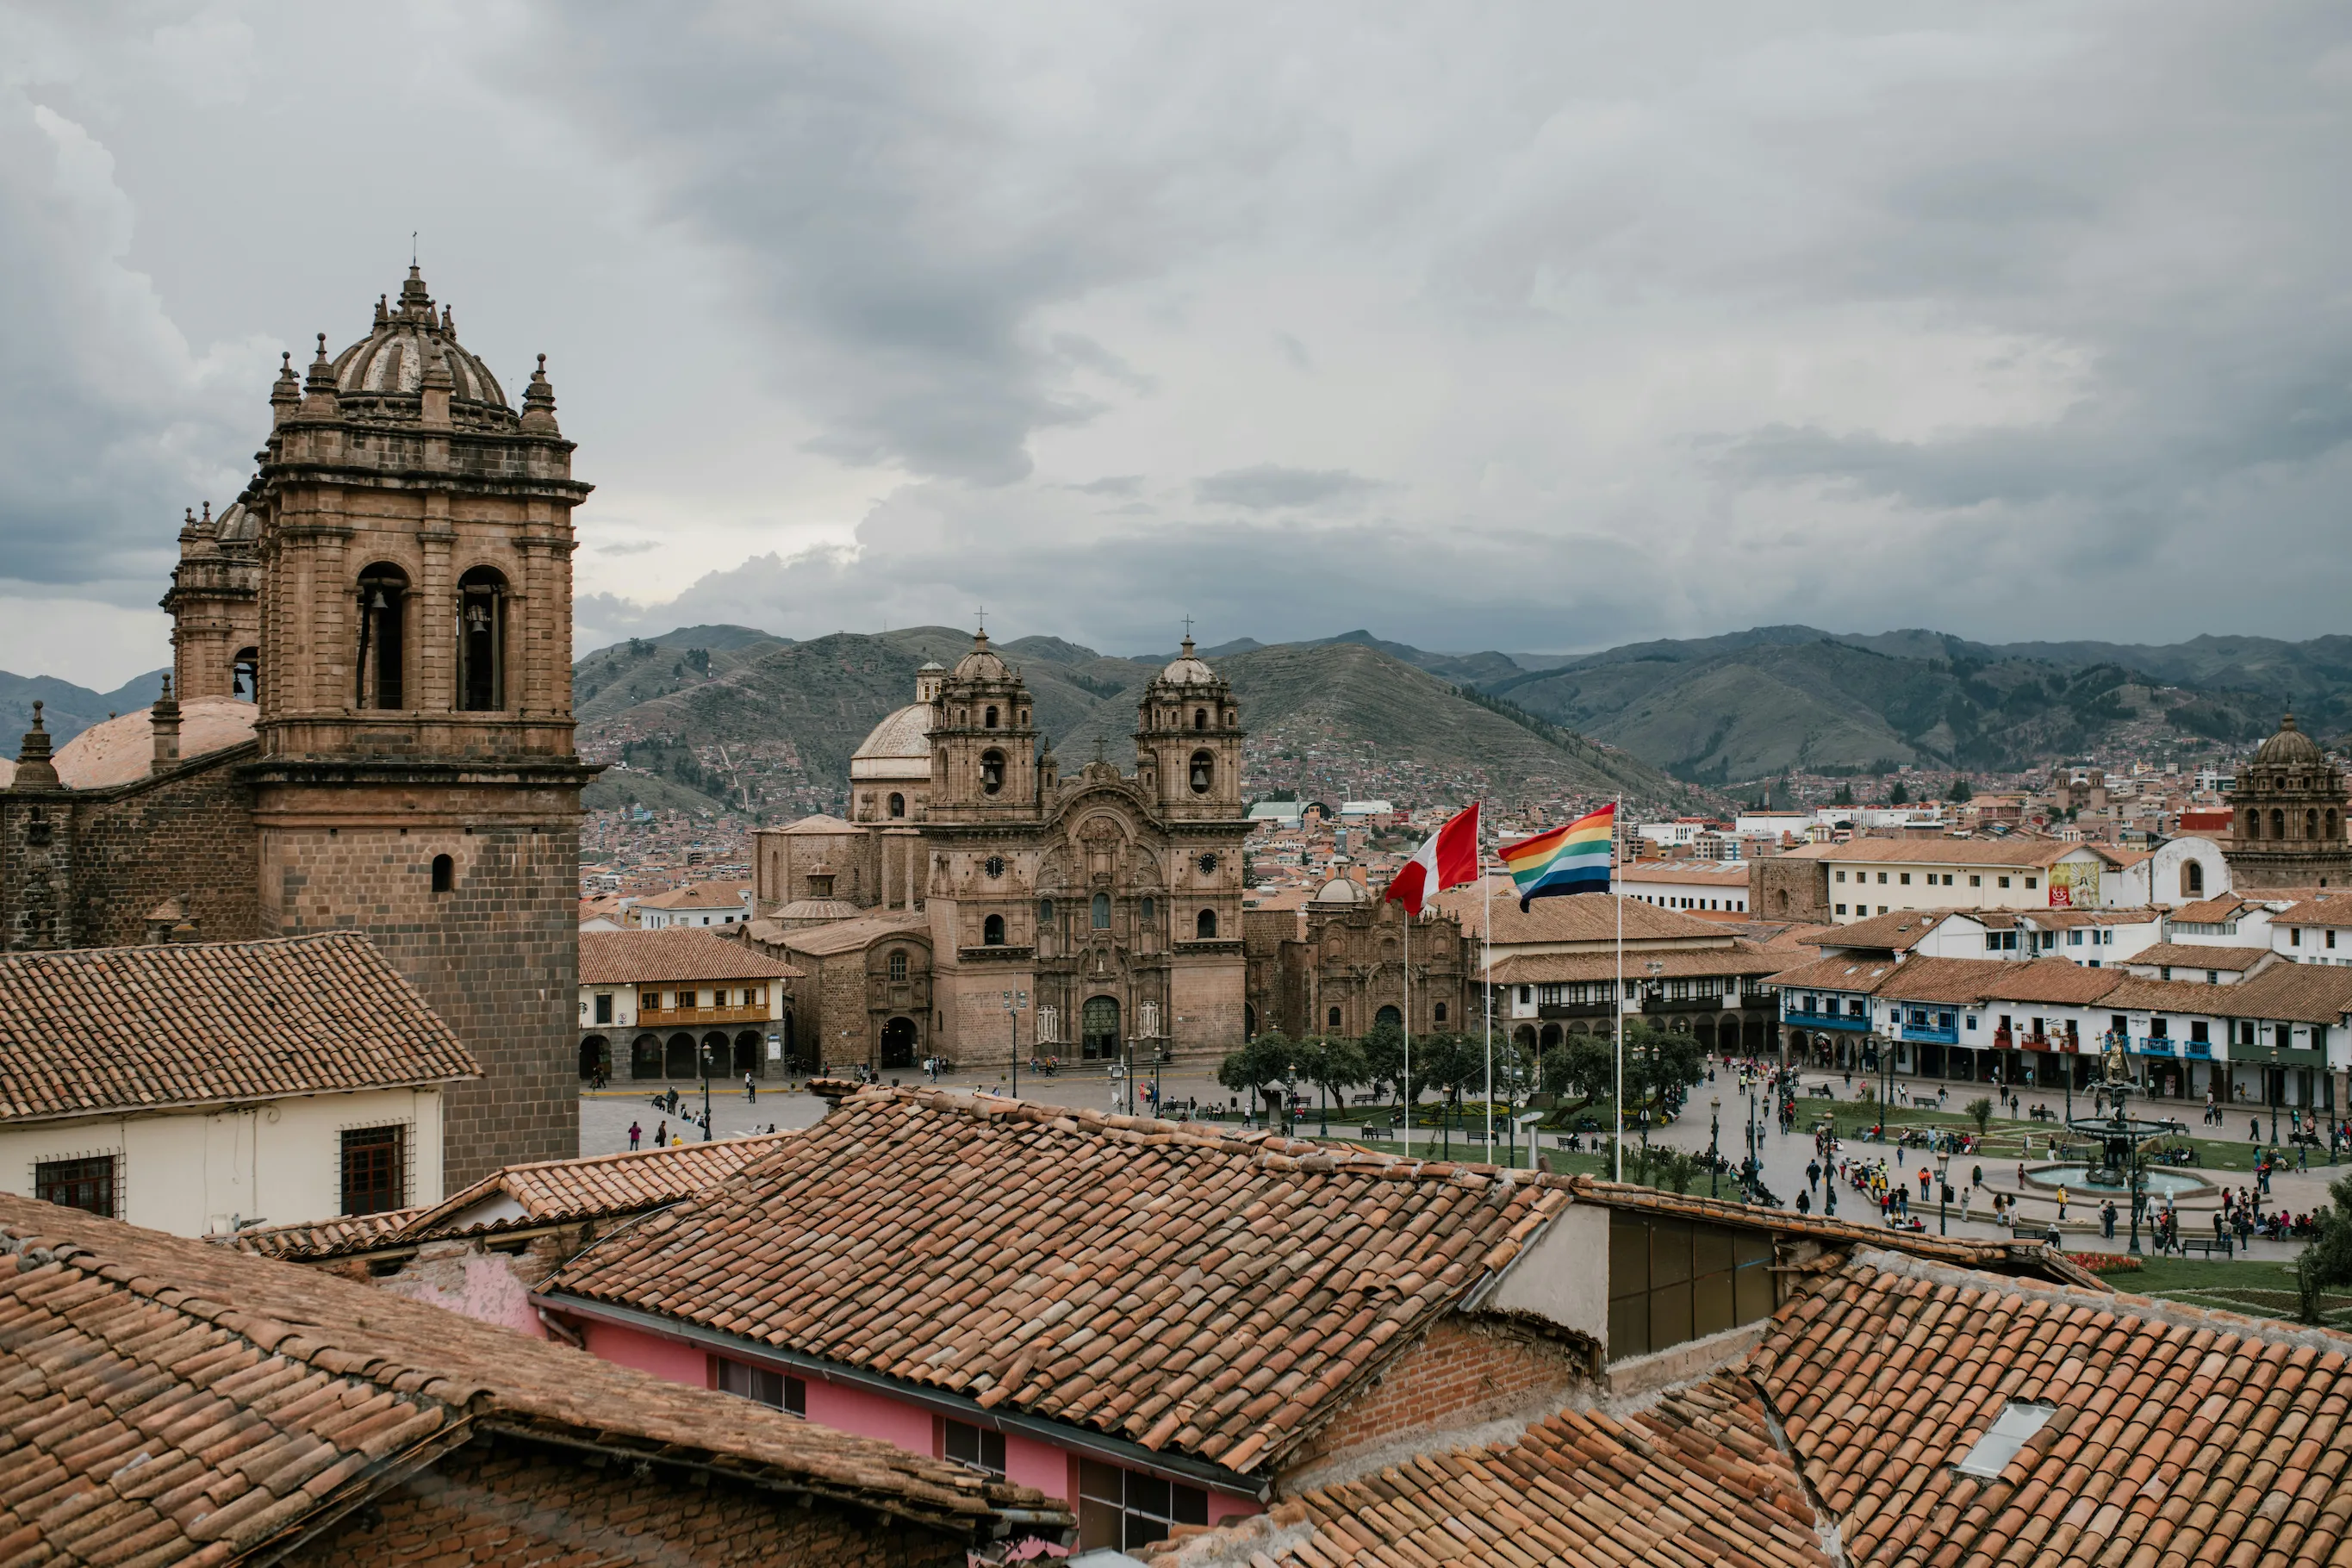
1498,803 -> 1615,911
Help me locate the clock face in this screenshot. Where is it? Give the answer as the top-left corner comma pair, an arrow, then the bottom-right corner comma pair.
1198,852 -> 1219,874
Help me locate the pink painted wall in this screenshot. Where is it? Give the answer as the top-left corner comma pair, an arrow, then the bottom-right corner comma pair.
583,1319 -> 709,1386
804,1374 -> 936,1456
557,1312 -> 1260,1525
1003,1430 -> 1068,1501
383,1254 -> 545,1338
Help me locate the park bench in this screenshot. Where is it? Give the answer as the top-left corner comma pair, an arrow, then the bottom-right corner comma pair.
1358,1118 -> 1394,1140
2177,1235 -> 2234,1259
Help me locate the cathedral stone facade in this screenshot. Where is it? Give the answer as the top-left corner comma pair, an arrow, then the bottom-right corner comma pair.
750,636 -> 1251,1071
0,267 -> 592,1187
2224,714 -> 2352,890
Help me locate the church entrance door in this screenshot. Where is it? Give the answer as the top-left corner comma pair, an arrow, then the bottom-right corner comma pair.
881,1016 -> 918,1069
1082,996 -> 1121,1061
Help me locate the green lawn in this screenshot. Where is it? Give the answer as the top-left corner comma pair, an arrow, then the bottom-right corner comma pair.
2099,1255 -> 2352,1325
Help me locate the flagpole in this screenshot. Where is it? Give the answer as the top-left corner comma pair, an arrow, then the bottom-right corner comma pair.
1482,802 -> 1493,1160
1614,795 -> 1624,1182
1403,908 -> 1412,1155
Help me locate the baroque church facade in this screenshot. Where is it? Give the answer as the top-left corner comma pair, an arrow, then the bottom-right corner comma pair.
2224,714 -> 2352,889
749,635 -> 1252,1071
0,267 -> 592,1188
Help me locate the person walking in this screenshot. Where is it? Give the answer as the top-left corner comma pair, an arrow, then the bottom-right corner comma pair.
1796,1189 -> 1812,1216
1807,1159 -> 1821,1192
653,1119 -> 667,1148
1960,1185 -> 1973,1225
744,1071 -> 756,1104
2056,1186 -> 2069,1225
628,1120 -> 642,1151
1918,1167 -> 1932,1203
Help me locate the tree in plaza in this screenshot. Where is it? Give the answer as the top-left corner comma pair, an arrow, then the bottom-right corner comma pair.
1293,1034 -> 1368,1135
2293,1173 -> 2352,1323
1217,1032 -> 1296,1123
1540,1033 -> 1616,1114
1621,1023 -> 1705,1128
1360,1019 -> 1408,1107
1965,1097 -> 1995,1138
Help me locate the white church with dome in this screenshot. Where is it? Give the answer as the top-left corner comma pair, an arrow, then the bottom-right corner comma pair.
746,633 -> 1254,1073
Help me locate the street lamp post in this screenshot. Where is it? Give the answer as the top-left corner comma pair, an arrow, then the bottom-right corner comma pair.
1935,1145 -> 1951,1235
1709,1097 -> 1721,1199
1003,990 -> 1029,1098
700,1041 -> 713,1142
2270,1042 -> 2281,1149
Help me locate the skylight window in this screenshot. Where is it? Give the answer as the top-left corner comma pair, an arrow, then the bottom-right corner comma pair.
1957,1403 -> 2053,1478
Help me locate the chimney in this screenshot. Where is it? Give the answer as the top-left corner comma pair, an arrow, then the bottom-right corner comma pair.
152,674 -> 182,772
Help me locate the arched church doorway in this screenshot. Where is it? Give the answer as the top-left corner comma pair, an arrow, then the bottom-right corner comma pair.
1082,996 -> 1121,1061
1244,1004 -> 1257,1039
881,1016 -> 918,1069
1375,1005 -> 1403,1031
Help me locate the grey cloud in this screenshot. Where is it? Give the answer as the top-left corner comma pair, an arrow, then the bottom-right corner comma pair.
1194,465 -> 1384,510
1068,475 -> 1144,496
1273,332 -> 1311,370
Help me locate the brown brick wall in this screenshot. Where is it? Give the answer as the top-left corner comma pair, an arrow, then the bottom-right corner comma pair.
300,1437 -> 974,1567
1750,856 -> 1829,924
65,747 -> 263,946
261,789 -> 582,1188
1281,1314 -> 1591,1482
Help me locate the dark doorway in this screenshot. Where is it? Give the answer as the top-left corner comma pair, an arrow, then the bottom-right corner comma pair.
1082,995 -> 1121,1061
700,1032 -> 729,1077
632,1034 -> 663,1079
881,1016 -> 918,1069
1376,1005 -> 1403,1030
665,1032 -> 697,1079
735,1030 -> 762,1075
579,1036 -> 610,1080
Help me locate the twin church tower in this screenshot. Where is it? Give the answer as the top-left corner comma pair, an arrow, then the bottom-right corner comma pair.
2,267 -> 591,1185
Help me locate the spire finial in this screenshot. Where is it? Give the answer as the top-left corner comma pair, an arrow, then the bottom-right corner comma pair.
200,500 -> 209,524
314,332 -> 328,363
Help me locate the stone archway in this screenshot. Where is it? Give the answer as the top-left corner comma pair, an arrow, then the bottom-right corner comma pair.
631,1034 -> 663,1079
1375,1004 -> 1403,1030
700,1031 -> 730,1078
880,1016 -> 918,1069
579,1035 -> 610,1080
733,1030 -> 762,1076
664,1032 -> 697,1079
1082,996 -> 1121,1061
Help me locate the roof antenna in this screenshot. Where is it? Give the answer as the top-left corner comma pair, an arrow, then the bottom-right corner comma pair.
411,229 -> 418,266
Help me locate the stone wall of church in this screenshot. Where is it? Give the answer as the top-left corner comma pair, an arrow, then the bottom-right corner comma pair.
1748,856 -> 1830,924
1169,949 -> 1247,1059
258,792 -> 580,1189
61,747 -> 264,948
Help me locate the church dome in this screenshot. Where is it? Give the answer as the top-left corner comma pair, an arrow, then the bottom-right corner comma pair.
329,267 -> 513,426
2255,713 -> 2325,768
1156,636 -> 1220,688
849,703 -> 933,780
950,630 -> 1011,683
49,698 -> 258,789
1312,875 -> 1371,905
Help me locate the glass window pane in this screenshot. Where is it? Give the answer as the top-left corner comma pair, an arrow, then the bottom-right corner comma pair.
1650,1219 -> 1694,1286
1127,1474 -> 1170,1520
1080,1459 -> 1124,1505
1734,1261 -> 1776,1324
1692,1269 -> 1735,1339
1079,1500 -> 1122,1552
1608,1292 -> 1649,1361
1608,1214 -> 1649,1300
1173,1486 -> 1208,1527
1649,1281 -> 1694,1353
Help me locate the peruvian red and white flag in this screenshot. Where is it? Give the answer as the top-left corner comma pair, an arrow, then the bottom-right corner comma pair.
1384,802 -> 1481,916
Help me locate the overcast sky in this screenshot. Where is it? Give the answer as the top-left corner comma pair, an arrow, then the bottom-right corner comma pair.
5,2 -> 2349,688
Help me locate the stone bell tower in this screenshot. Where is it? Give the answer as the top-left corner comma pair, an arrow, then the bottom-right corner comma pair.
925,631 -> 1038,821
244,265 -> 594,1185
1134,636 -> 1245,820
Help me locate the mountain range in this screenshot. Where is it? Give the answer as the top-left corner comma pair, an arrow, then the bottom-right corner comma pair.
8,624 -> 2337,816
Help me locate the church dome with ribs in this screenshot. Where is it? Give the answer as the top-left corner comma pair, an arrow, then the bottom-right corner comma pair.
2253,713 -> 2325,768
329,265 -> 513,427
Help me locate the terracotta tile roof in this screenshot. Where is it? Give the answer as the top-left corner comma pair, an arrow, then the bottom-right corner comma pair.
2125,941 -> 2274,974
633,880 -> 755,909
1774,837 -> 2092,867
1951,955 -> 2125,1006
1615,860 -> 1752,884
2030,905 -> 2161,927
542,1086 -> 1569,1478
1815,907 -> 1963,951
2094,974 -> 2237,1015
1752,1248 -> 2352,1568
2171,893 -> 2256,924
0,1192 -> 1066,1559
1434,879 -> 1732,944
1483,943 -> 1783,986
1138,1373 -> 1833,1568
1764,954 -> 1903,994
2221,961 -> 2352,1024
772,910 -> 930,957
579,928 -> 800,984
221,1133 -> 803,1260
2274,896 -> 2352,928
0,933 -> 479,1123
